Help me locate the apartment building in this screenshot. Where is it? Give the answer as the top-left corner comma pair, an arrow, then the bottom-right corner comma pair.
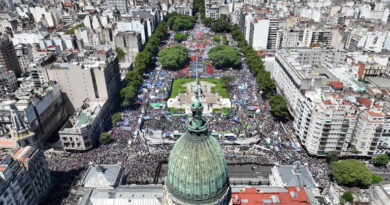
352,103 -> 386,156
302,27 -> 333,48
295,92 -> 357,156
267,18 -> 279,49
357,61 -> 382,80
0,146 -> 51,204
249,18 -> 269,50
275,29 -> 301,49
273,48 -> 335,115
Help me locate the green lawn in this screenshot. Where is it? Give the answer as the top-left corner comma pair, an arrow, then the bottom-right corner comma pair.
170,78 -> 229,98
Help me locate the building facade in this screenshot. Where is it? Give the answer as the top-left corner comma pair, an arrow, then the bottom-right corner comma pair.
0,146 -> 51,204
0,35 -> 22,77
45,51 -> 120,109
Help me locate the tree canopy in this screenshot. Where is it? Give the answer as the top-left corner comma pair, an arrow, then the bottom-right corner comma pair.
99,132 -> 111,144
208,45 -> 241,69
119,19 -> 168,107
269,94 -> 289,119
111,113 -> 122,126
158,45 -> 188,71
330,159 -> 382,187
326,151 -> 339,164
168,14 -> 195,31
214,35 -> 221,43
374,154 -> 389,166
222,34 -> 228,45
210,17 -> 231,33
174,33 -> 188,42
340,192 -> 353,204
68,23 -> 85,34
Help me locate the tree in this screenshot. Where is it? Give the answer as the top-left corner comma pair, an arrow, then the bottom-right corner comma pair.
99,132 -> 111,144
172,16 -> 194,31
203,18 -> 214,27
208,45 -> 241,69
326,151 -> 339,164
210,18 -> 231,33
158,45 -> 188,70
125,70 -> 143,87
115,47 -> 126,61
120,84 -> 137,107
269,95 -> 289,119
372,174 -> 383,184
68,23 -> 85,34
111,113 -> 122,125
374,154 -> 389,166
220,76 -> 235,89
174,33 -> 188,42
330,159 -> 382,187
222,34 -> 228,45
134,51 -> 152,73
340,192 -> 353,204
214,35 -> 221,43
256,71 -> 275,97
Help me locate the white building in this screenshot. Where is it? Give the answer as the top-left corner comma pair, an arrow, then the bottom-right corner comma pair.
276,30 -> 300,48
352,103 -> 386,156
273,48 -> 335,115
249,18 -> 269,50
295,91 -> 357,156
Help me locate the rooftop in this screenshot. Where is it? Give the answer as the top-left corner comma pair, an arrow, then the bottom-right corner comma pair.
79,185 -> 164,205
82,164 -> 123,188
232,187 -> 313,205
60,101 -> 104,134
275,164 -> 317,188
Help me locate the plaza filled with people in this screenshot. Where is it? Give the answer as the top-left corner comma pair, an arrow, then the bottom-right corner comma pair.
45,16 -> 331,204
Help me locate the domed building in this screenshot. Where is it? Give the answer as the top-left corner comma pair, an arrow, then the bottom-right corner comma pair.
163,67 -> 231,205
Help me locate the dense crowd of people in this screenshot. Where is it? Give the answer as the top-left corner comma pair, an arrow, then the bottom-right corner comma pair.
45,18 -> 331,204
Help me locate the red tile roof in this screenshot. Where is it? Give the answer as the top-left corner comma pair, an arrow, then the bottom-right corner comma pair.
366,110 -> 384,118
232,187 -> 311,205
358,97 -> 370,108
329,81 -> 344,88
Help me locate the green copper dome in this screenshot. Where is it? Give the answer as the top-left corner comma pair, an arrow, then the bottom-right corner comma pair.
166,126 -> 229,204
166,58 -> 230,204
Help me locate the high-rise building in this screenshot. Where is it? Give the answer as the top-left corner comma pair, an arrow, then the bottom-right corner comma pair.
0,35 -> 22,77
295,92 -> 357,156
249,18 -> 270,50
267,18 -> 279,49
352,103 -> 386,157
